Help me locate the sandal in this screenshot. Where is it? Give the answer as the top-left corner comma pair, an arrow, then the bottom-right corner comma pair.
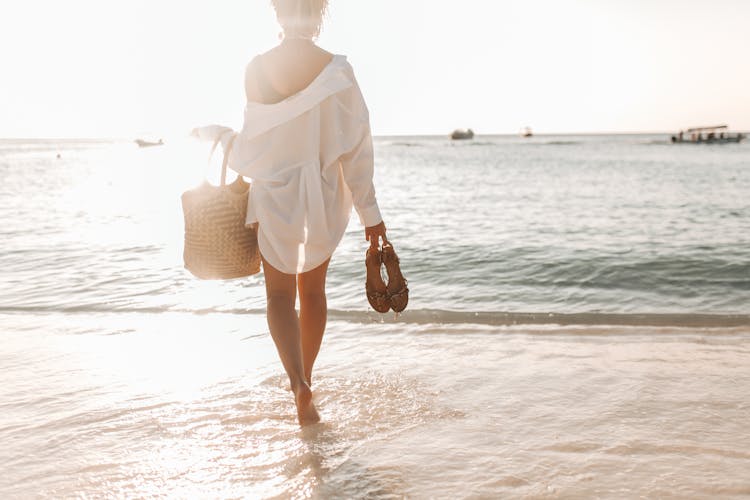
365,246 -> 390,313
381,242 -> 409,313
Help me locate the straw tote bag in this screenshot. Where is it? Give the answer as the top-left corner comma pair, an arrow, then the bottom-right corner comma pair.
181,134 -> 261,279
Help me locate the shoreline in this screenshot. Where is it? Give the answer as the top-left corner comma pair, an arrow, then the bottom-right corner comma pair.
3,308 -> 750,331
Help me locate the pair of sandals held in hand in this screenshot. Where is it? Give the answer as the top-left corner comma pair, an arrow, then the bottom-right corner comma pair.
366,240 -> 409,313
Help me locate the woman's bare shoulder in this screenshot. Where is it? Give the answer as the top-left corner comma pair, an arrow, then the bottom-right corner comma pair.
315,46 -> 335,59
245,44 -> 337,103
244,55 -> 264,103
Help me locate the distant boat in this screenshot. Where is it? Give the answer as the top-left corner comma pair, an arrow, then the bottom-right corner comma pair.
451,128 -> 474,140
520,126 -> 533,138
671,125 -> 745,144
135,138 -> 164,148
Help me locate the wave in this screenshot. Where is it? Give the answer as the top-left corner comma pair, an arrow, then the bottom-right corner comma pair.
2,305 -> 749,328
448,141 -> 497,147
537,140 -> 581,146
331,310 -> 750,328
387,142 -> 423,147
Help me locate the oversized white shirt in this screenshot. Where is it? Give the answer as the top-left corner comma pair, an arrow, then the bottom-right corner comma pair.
196,55 -> 382,274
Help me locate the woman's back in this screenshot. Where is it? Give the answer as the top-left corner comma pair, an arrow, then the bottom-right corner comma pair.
225,51 -> 380,275
245,41 -> 334,105
192,0 -> 390,427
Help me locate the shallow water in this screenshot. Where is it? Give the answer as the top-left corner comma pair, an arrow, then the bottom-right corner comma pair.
2,312 -> 749,498
1,135 -> 749,317
1,136 -> 749,497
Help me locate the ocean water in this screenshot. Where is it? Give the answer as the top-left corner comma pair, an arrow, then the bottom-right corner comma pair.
1,135 -> 749,497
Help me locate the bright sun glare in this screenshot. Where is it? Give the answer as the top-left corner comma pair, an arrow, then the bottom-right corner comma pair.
1,0 -> 748,138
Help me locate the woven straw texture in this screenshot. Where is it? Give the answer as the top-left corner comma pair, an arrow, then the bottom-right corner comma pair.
182,176 -> 260,279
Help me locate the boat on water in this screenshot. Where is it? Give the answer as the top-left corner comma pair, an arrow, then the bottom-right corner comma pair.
135,138 -> 164,148
520,126 -> 533,138
451,128 -> 474,140
671,125 -> 745,144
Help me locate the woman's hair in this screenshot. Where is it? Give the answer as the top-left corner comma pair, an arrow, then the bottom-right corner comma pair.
271,0 -> 329,39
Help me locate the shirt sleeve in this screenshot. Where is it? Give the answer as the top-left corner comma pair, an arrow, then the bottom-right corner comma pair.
340,121 -> 382,227
338,68 -> 382,228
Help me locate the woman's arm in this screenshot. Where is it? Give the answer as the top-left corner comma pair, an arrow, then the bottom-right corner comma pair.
337,65 -> 387,246
191,125 -> 234,144
339,121 -> 387,247
340,124 -> 382,226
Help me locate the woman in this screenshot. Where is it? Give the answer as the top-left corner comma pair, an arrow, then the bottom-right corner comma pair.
195,0 -> 387,426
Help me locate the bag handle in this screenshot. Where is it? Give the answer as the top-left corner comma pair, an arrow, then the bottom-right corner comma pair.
208,132 -> 237,186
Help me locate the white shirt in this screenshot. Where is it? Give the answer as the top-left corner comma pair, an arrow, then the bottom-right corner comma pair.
196,55 -> 382,274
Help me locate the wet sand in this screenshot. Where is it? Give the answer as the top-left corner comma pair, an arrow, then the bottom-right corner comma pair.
2,311 -> 749,498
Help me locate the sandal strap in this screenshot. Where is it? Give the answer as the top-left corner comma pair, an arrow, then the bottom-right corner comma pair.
367,289 -> 389,300
388,285 -> 409,299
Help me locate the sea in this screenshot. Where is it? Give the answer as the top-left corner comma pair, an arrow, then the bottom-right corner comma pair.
1,134 -> 749,498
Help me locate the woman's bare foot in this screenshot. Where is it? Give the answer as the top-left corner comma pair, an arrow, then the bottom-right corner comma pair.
293,381 -> 320,426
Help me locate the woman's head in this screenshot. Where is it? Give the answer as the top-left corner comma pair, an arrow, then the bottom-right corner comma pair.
272,0 -> 329,40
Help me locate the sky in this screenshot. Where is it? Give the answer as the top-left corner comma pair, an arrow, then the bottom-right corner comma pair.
1,0 -> 749,138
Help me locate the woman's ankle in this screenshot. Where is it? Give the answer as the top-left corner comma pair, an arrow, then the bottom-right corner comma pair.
290,376 -> 310,393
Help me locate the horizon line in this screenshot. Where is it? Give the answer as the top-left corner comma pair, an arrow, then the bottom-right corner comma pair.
4,129 -> 747,142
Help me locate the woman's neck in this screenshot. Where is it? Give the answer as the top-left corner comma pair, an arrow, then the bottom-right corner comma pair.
281,31 -> 314,42
279,38 -> 316,52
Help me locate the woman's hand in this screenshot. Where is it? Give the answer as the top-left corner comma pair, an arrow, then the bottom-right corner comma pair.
365,221 -> 387,249
190,125 -> 233,142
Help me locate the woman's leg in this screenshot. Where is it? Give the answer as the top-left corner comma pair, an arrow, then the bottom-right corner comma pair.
262,256 -> 320,426
297,258 -> 330,386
